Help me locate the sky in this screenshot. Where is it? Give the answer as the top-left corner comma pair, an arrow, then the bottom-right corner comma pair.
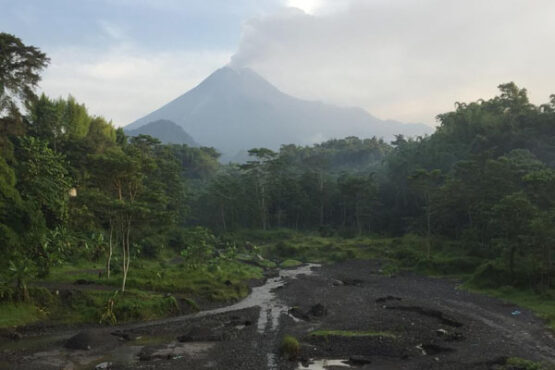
2,0 -> 555,127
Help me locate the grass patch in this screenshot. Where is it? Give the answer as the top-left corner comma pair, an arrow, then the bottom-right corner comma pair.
505,357 -> 549,370
20,249 -> 265,326
280,259 -> 303,268
308,329 -> 396,339
43,255 -> 263,302
465,285 -> 555,330
0,303 -> 44,328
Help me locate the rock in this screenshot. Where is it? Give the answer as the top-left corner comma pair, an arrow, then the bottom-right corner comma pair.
444,332 -> 464,342
65,330 -> 118,350
436,328 -> 464,342
9,331 -> 23,341
264,270 -> 279,279
375,296 -> 402,303
110,330 -> 131,341
299,357 -> 311,367
331,279 -> 344,286
308,303 -> 327,317
288,307 -> 310,320
349,355 -> 372,365
177,324 -> 224,342
421,344 -> 455,355
341,278 -> 363,286
436,328 -> 448,337
95,362 -> 112,369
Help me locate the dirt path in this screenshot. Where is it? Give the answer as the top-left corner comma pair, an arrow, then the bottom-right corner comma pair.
1,260 -> 553,370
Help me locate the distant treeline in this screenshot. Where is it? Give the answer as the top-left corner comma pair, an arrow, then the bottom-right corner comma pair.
191,90 -> 555,290
1,33 -> 554,294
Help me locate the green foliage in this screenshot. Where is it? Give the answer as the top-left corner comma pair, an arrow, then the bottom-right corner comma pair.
280,259 -> 303,268
279,335 -> 300,360
504,357 -> 547,370
99,290 -> 118,325
0,303 -> 43,328
0,32 -> 49,118
179,227 -> 216,268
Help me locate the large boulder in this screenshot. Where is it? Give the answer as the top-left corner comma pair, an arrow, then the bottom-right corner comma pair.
65,330 -> 118,350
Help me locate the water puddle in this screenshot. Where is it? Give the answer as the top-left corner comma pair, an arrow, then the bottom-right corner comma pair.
297,359 -> 352,369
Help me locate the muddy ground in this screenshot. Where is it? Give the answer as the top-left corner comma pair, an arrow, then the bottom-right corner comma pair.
1,260 -> 554,369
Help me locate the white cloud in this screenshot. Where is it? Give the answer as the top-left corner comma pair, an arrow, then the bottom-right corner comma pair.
40,46 -> 232,126
234,0 -> 555,125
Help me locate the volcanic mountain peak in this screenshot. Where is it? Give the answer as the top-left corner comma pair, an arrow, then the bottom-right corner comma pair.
127,67 -> 433,159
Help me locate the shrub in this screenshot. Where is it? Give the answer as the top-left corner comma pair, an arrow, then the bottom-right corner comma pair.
272,241 -> 299,259
280,335 -> 300,360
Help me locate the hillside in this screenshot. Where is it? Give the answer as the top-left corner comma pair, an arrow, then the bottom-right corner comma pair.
124,119 -> 198,146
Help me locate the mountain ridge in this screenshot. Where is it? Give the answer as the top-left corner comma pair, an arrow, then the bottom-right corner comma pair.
126,67 -> 433,158
125,119 -> 198,146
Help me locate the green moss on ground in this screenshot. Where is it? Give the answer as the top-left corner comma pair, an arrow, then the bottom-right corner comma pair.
308,330 -> 396,339
280,259 -> 303,268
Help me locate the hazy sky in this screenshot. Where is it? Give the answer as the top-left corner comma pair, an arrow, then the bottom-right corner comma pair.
2,0 -> 555,126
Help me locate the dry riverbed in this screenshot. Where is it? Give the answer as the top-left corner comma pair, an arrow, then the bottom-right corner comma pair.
1,260 -> 554,369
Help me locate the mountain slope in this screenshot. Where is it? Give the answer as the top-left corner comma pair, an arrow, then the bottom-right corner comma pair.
125,119 -> 198,146
127,67 -> 433,157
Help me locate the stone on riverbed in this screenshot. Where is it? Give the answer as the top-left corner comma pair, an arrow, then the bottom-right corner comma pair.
308,303 -> 327,317
65,330 -> 118,350
349,355 -> 372,365
177,324 -> 224,342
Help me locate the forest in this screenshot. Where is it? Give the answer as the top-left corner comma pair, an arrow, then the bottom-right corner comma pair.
0,33 -> 554,331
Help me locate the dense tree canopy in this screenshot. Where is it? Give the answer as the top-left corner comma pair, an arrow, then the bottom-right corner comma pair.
0,35 -> 553,297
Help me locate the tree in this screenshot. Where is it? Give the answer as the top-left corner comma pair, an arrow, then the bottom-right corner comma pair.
0,33 -> 49,159
0,33 -> 49,117
409,169 -> 442,258
490,192 -> 537,276
240,148 -> 277,230
337,173 -> 377,235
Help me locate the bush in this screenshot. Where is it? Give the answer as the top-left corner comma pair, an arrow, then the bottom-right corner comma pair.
180,227 -> 216,268
466,262 -> 538,289
415,256 -> 483,275
138,235 -> 165,258
280,335 -> 300,360
272,241 -> 299,259
29,286 -> 55,307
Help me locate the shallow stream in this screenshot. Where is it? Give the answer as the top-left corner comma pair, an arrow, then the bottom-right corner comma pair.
2,263 -> 320,369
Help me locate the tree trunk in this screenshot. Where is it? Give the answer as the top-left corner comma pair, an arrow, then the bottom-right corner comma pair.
121,216 -> 132,293
509,245 -> 516,276
319,169 -> 324,226
355,203 -> 362,236
426,194 -> 432,259
220,203 -> 227,232
106,219 -> 113,279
